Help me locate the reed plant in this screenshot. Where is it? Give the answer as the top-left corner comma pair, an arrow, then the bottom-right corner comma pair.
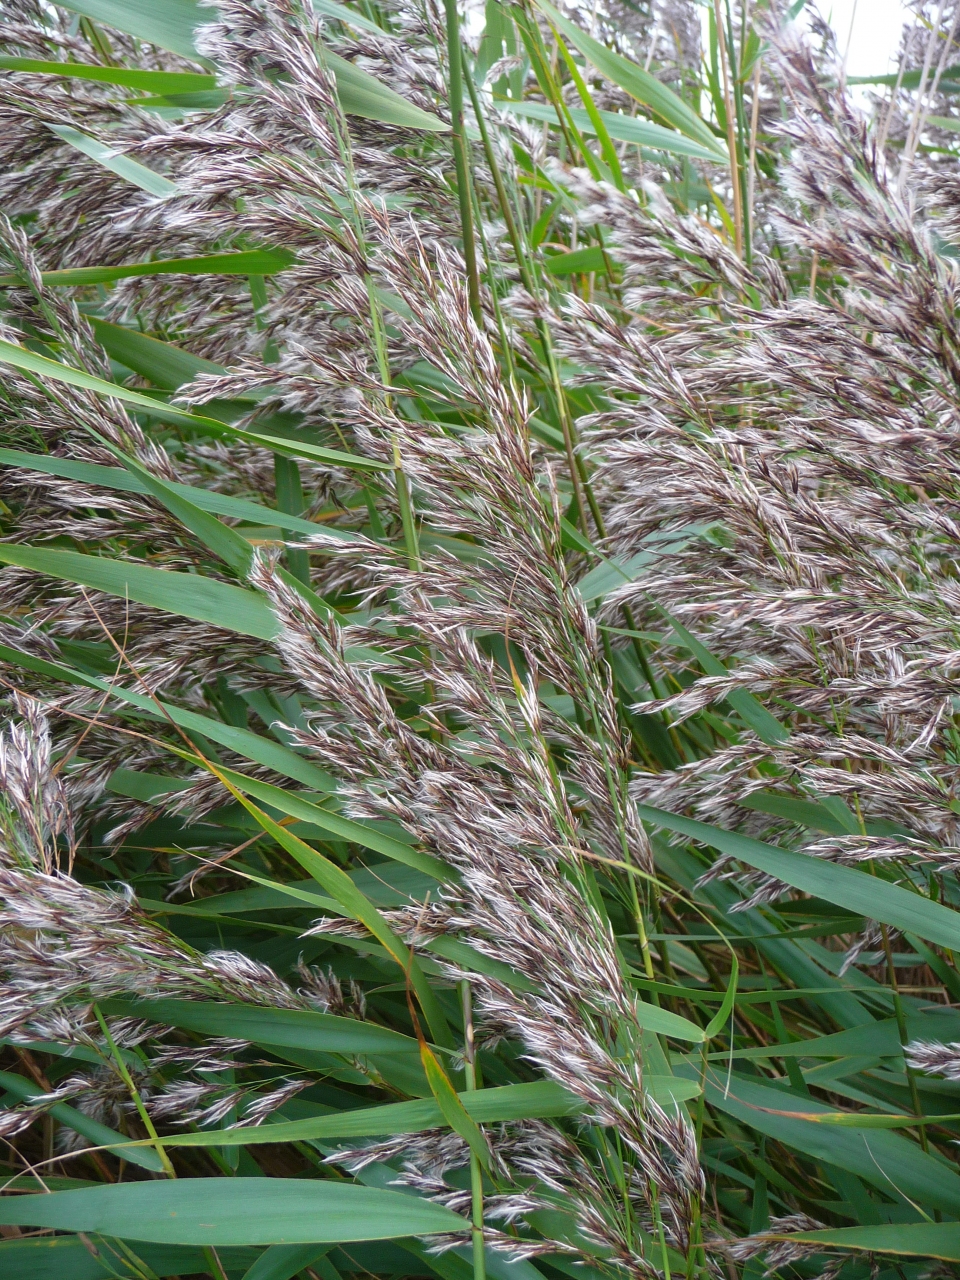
0,1 -> 960,1279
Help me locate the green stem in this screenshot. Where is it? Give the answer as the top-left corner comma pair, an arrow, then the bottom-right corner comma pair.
650,1181 -> 673,1280
460,981 -> 486,1280
463,64 -> 604,538
393,439 -> 420,571
880,923 -> 930,1155
444,0 -> 482,325
92,1004 -> 175,1178
551,29 -> 625,190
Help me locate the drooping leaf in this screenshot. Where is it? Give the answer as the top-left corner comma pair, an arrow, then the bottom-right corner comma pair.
690,1067 -> 960,1216
164,753 -> 451,879
0,335 -> 391,471
0,543 -> 279,640
639,803 -> 960,952
530,0 -> 725,155
630,999 -> 705,1043
47,124 -> 177,196
56,0 -> 447,128
54,0 -> 212,61
148,1080 -> 585,1149
0,642 -> 335,790
499,98 -> 725,162
543,245 -> 613,275
322,49 -> 449,130
241,1244 -> 334,1280
199,781 -> 454,1049
0,1071 -> 164,1172
657,606 -> 788,745
419,1039 -> 492,1171
769,1222 -> 960,1262
98,998 -> 421,1054
90,317 -> 227,389
0,1237 -> 262,1280
0,448 -> 355,541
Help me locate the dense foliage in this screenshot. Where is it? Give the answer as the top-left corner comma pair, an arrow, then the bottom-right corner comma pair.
2,2 -> 960,1279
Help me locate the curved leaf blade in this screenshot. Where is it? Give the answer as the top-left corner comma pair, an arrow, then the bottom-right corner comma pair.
0,337 -> 390,471
0,1071 -> 164,1173
638,803 -> 960,952
47,124 -> 177,196
152,1080 -> 585,1149
530,0 -> 725,155
0,543 -> 279,640
55,0 -> 446,128
772,1222 -> 960,1262
499,99 -> 725,162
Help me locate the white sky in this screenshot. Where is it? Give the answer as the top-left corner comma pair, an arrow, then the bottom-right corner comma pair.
814,0 -> 909,76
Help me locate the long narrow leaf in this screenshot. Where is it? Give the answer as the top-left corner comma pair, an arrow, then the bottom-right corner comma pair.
0,337 -> 391,471
0,248 -> 295,288
150,1080 -> 585,1148
0,543 -> 279,640
0,1071 -> 165,1172
0,1179 -> 468,1245
530,0 -> 725,155
47,124 -> 177,196
499,99 -> 725,162
0,56 -> 216,91
639,803 -> 960,952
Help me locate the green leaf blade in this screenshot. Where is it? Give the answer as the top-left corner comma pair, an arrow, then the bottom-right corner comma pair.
0,1179 -> 468,1245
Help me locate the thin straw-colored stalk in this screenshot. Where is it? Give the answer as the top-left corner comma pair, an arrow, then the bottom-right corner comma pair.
714,0 -> 744,258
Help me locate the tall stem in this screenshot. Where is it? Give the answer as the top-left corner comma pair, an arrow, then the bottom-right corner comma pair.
444,0 -> 482,324
880,923 -> 930,1154
93,1005 -> 175,1178
714,0 -> 743,258
460,981 -> 486,1280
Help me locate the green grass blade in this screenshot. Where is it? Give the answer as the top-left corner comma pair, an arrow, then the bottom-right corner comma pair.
0,1071 -> 165,1172
0,543 -> 279,639
324,49 -> 449,130
101,441 -> 254,575
98,998 -> 421,1054
47,124 -> 176,196
54,0 -> 210,61
0,56 -> 216,91
55,0 -> 445,126
0,248 -> 295,288
0,643 -> 335,790
638,802 -> 960,952
419,1039 -> 492,1171
0,337 -> 391,471
165,752 -> 451,879
771,1223 -> 960,1262
0,448 -> 358,542
205,783 -> 454,1048
0,1237 -> 253,1280
149,1080 -> 585,1149
90,318 -> 227,389
657,605 -> 787,744
499,99 -> 724,162
0,1179 -> 468,1245
241,1244 -> 334,1280
530,0 -> 726,155
693,1067 -> 960,1215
